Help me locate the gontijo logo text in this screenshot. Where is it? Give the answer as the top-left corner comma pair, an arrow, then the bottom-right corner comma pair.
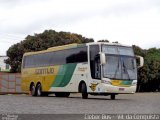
35,68 -> 54,75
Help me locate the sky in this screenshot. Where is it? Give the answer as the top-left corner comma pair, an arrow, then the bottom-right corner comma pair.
0,0 -> 160,55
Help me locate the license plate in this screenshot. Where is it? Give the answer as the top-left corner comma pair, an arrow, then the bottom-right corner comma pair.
119,88 -> 125,91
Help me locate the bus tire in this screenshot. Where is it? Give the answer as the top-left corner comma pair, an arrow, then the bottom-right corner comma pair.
111,94 -> 116,100
30,84 -> 37,96
36,83 -> 42,96
81,83 -> 88,99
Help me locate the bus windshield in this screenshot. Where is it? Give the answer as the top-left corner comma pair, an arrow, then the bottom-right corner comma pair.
102,45 -> 137,80
103,55 -> 137,80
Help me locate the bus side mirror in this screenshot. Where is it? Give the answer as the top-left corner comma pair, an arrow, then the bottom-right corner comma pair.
136,55 -> 144,68
100,53 -> 106,65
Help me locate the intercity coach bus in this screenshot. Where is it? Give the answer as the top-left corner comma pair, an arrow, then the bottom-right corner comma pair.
21,42 -> 144,99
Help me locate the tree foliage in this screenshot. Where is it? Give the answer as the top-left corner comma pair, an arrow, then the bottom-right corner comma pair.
133,45 -> 160,92
98,40 -> 109,42
5,30 -> 94,72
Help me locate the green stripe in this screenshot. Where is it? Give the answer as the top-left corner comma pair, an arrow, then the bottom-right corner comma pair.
121,81 -> 132,85
51,63 -> 77,87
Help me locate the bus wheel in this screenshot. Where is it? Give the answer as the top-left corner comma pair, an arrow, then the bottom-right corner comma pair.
31,84 -> 36,96
111,94 -> 116,100
81,83 -> 88,99
36,83 -> 42,96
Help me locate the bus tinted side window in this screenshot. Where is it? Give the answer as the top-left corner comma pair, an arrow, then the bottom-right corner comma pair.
66,47 -> 88,63
90,45 -> 101,79
23,46 -> 88,68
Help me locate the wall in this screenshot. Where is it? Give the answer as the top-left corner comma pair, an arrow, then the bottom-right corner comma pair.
0,72 -> 23,94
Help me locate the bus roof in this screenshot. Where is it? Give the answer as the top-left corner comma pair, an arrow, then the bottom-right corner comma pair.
24,42 -> 131,56
86,42 -> 130,47
23,43 -> 86,56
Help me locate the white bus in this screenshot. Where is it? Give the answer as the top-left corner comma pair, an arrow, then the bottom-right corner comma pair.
21,42 -> 143,99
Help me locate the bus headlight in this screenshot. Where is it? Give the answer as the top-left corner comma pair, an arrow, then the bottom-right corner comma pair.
132,81 -> 137,86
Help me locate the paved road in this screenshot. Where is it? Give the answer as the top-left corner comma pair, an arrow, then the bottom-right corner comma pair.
0,93 -> 159,114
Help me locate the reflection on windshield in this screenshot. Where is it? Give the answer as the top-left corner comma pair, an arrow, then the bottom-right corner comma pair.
103,55 -> 137,80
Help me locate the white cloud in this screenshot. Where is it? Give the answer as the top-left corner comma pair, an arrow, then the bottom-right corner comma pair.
0,0 -> 160,55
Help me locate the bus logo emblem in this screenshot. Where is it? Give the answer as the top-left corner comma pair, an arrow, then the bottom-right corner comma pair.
89,83 -> 98,91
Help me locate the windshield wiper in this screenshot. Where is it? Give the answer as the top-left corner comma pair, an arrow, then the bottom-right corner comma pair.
122,60 -> 131,80
114,57 -> 120,79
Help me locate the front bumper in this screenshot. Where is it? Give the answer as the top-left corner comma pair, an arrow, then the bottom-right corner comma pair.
100,84 -> 137,94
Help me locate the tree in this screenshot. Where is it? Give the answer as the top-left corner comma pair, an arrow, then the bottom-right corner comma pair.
144,48 -> 160,92
98,40 -> 109,42
112,41 -> 118,43
5,30 -> 94,72
133,45 -> 160,92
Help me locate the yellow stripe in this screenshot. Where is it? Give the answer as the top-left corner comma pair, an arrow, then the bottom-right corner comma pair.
24,43 -> 79,56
